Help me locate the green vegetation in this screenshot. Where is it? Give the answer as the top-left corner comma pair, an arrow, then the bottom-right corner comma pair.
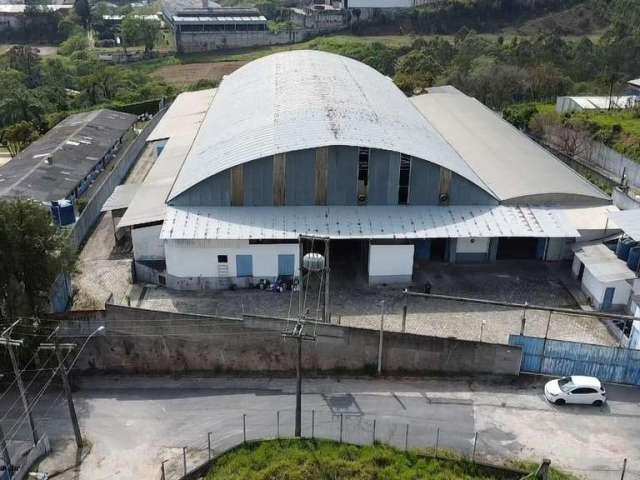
206,439 -> 577,480
0,198 -> 75,338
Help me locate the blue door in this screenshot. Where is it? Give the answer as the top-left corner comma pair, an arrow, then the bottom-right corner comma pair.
278,254 -> 295,277
602,287 -> 615,310
236,255 -> 253,277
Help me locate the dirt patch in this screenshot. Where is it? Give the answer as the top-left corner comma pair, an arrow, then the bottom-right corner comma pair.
150,61 -> 247,87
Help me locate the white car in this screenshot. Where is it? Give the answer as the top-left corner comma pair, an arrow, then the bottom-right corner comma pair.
544,375 -> 607,406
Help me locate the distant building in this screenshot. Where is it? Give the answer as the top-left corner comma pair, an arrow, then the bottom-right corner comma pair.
163,0 -> 297,53
0,109 -> 137,224
0,3 -> 72,30
109,51 -> 616,290
556,95 -> 640,114
289,4 -> 346,32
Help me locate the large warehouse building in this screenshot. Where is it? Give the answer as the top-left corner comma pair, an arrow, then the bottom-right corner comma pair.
113,50 -> 615,290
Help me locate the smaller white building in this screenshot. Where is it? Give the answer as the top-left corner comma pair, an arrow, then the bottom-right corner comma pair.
556,96 -> 639,114
571,243 -> 635,310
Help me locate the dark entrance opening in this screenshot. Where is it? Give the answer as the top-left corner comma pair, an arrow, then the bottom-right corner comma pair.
497,237 -> 540,260
329,239 -> 369,286
430,238 -> 448,261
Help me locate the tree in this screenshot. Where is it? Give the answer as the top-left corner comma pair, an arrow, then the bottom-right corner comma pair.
119,14 -> 141,55
0,198 -> 75,323
7,45 -> 41,88
139,17 -> 161,55
3,121 -> 39,156
74,0 -> 91,29
59,32 -> 90,56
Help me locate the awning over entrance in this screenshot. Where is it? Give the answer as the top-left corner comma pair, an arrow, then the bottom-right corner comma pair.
160,205 -> 579,240
101,184 -> 141,212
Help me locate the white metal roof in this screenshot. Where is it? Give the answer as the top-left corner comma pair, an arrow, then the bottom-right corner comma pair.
411,93 -> 609,204
118,90 -> 217,228
630,78 -> 640,88
147,89 -> 216,143
168,50 -> 492,201
0,4 -> 72,12
160,205 -> 578,240
574,244 -> 636,283
557,96 -> 639,111
608,209 -> 640,241
101,184 -> 141,212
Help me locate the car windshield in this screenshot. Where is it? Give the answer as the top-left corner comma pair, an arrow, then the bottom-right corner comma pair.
558,377 -> 574,392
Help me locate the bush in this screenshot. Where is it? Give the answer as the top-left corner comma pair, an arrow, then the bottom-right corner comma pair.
59,33 -> 90,56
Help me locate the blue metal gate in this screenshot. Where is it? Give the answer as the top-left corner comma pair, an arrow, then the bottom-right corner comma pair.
509,335 -> 640,385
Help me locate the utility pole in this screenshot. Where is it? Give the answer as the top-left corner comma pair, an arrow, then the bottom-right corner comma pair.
0,336 -> 39,445
282,322 -> 315,437
0,422 -> 12,478
38,342 -> 82,449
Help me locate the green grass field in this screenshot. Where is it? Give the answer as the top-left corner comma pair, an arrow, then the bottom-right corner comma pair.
205,439 -> 576,480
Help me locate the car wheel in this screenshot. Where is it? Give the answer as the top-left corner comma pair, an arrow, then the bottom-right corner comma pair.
593,400 -> 603,407
555,399 -> 565,406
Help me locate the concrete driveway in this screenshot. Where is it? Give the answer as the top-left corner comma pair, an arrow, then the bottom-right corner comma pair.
2,376 -> 639,480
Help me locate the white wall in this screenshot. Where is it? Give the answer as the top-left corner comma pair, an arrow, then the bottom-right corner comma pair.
546,238 -> 571,261
132,224 -> 165,260
581,267 -> 633,308
368,244 -> 414,277
165,239 -> 299,278
455,238 -> 489,254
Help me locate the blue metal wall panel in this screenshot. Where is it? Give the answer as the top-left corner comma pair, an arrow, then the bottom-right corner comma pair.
171,169 -> 231,206
286,149 -> 316,205
450,175 -> 498,205
244,157 -> 273,206
368,149 -> 400,205
327,146 -> 358,205
278,254 -> 295,276
509,335 -> 640,386
409,159 -> 440,205
236,255 -> 253,277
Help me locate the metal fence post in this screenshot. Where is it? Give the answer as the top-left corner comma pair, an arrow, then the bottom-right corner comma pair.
377,301 -> 385,376
472,432 -> 478,463
183,446 -> 187,476
161,460 -> 167,480
208,432 -> 212,461
435,428 -> 440,459
404,424 -> 409,451
402,291 -> 408,333
277,411 -> 280,439
243,414 -> 247,443
621,458 -> 627,480
339,414 -> 344,443
372,419 -> 376,444
311,410 -> 315,439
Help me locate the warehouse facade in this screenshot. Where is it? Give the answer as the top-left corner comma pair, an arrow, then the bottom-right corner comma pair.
114,50 -> 612,289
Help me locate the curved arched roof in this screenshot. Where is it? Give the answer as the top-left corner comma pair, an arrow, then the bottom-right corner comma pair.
168,50 -> 493,201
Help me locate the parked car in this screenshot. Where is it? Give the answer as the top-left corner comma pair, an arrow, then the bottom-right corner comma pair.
544,376 -> 606,406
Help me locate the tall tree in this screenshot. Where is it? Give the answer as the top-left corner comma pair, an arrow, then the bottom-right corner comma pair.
2,121 -> 39,156
74,0 -> 91,30
138,17 -> 161,55
0,199 -> 75,322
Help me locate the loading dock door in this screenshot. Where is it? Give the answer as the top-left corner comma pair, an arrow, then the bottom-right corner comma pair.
278,254 -> 295,277
496,237 -> 540,260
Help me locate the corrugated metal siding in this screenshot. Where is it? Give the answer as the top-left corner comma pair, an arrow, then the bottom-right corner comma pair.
244,157 -> 273,206
450,175 -> 499,205
509,335 -> 640,386
409,159 -> 439,205
171,169 -> 231,206
328,146 -> 358,205
286,149 -> 316,205
368,149 -> 400,205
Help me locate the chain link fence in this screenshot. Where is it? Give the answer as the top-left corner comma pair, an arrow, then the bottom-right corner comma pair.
158,408 -> 637,480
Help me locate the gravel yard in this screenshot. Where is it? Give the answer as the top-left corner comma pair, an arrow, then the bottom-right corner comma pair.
133,261 -> 617,346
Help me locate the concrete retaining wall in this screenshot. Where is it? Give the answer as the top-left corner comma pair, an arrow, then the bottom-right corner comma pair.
176,29 -> 308,53
55,306 -> 522,376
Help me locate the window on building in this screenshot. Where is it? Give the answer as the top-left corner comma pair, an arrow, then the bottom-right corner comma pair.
398,154 -> 411,205
217,255 -> 228,263
236,255 -> 253,277
358,147 -> 369,204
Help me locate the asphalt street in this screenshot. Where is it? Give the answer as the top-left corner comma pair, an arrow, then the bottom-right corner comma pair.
1,375 -> 639,480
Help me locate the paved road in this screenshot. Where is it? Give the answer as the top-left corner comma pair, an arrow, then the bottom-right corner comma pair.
2,376 -> 639,479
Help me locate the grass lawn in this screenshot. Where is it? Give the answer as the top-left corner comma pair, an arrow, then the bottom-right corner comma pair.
206,439 -> 575,480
